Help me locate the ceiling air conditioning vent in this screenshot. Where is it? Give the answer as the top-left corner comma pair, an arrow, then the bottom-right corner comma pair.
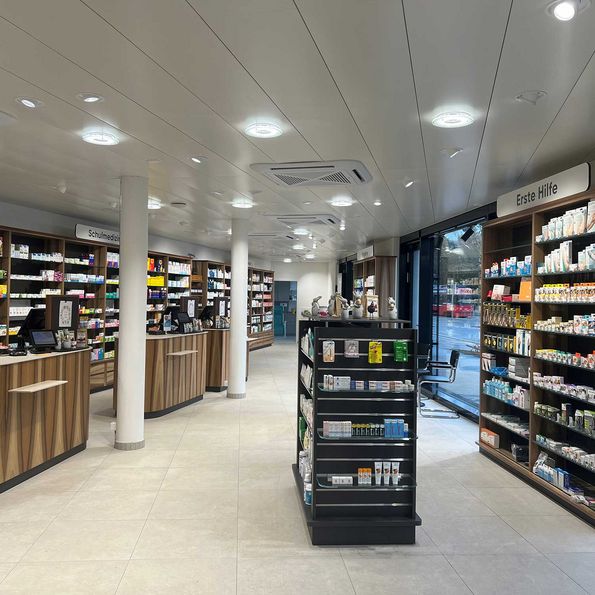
251,160 -> 372,187
270,214 -> 341,228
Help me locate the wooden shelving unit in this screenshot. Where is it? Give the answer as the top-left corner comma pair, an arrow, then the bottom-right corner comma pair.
352,256 -> 397,318
295,319 -> 420,545
480,192 -> 595,525
0,225 -> 194,392
248,267 -> 274,350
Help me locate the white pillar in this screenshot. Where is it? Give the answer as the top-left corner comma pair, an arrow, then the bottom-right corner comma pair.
115,176 -> 148,449
228,217 -> 249,399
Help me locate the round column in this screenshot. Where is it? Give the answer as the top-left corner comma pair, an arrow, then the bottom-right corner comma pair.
228,217 -> 249,399
115,176 -> 148,449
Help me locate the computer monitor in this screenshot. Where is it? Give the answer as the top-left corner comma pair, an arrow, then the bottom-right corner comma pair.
17,308 -> 46,341
177,311 -> 191,325
30,330 -> 57,351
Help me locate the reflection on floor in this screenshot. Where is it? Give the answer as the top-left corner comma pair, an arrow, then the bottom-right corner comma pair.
0,340 -> 593,594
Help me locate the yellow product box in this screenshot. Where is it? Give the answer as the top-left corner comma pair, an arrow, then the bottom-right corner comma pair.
368,341 -> 383,364
146,275 -> 165,287
0,284 -> 6,297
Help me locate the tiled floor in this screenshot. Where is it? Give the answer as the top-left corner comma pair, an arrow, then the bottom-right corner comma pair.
0,339 -> 594,594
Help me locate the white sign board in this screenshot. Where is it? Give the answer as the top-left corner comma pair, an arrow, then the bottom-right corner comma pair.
497,163 -> 590,218
75,224 -> 120,245
356,245 -> 374,261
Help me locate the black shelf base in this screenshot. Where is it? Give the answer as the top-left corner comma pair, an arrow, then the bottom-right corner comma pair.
292,464 -> 420,545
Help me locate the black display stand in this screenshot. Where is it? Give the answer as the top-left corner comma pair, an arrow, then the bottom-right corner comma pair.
295,319 -> 421,545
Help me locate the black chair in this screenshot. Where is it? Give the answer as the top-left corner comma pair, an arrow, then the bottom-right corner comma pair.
417,349 -> 460,419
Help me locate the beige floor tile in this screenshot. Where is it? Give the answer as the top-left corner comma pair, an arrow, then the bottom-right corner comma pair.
132,518 -> 238,559
238,517 -> 339,559
0,491 -> 74,522
0,521 -> 52,563
13,468 -> 94,494
24,519 -> 144,561
469,486 -> 572,516
161,465 -> 238,490
116,558 -> 236,594
170,448 -> 239,467
423,515 -> 538,555
57,446 -> 112,469
0,564 -> 14,583
503,514 -> 595,553
238,487 -> 302,521
100,449 -> 175,469
81,467 -> 167,491
237,556 -> 354,595
142,434 -> 184,450
149,488 -> 238,520
447,553 -> 587,595
417,485 -> 495,519
0,560 -> 127,594
342,553 -> 471,594
336,527 -> 440,557
547,553 -> 595,594
59,490 -> 156,521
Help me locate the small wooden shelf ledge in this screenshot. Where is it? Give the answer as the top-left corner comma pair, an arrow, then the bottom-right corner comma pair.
9,380 -> 68,394
167,350 -> 199,357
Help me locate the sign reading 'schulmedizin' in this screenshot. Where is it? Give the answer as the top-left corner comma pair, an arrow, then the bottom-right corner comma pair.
497,163 -> 590,218
75,224 -> 120,245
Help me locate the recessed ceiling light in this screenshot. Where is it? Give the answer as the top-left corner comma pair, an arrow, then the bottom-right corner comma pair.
403,177 -> 415,189
305,253 -> 315,260
547,0 -> 587,20
147,197 -> 162,210
16,97 -> 43,109
330,196 -> 354,207
231,197 -> 254,209
303,201 -> 312,206
515,90 -> 547,105
373,200 -> 382,206
441,147 -> 463,159
227,228 -> 232,235
339,221 -> 346,231
171,201 -> 187,207
245,122 -> 283,138
210,191 -> 224,197
76,93 -> 103,103
82,131 -> 119,146
293,227 -> 309,236
191,156 -> 207,164
432,111 -> 474,128
283,258 -> 292,263
292,243 -> 305,250
312,241 -> 317,249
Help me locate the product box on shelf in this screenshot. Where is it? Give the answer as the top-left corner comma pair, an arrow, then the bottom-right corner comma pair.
480,427 -> 500,449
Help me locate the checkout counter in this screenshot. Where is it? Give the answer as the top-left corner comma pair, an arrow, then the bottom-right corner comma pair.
114,331 -> 208,418
0,349 -> 91,492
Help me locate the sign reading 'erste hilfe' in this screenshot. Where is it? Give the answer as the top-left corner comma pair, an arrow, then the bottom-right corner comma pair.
497,163 -> 590,218
75,224 -> 120,245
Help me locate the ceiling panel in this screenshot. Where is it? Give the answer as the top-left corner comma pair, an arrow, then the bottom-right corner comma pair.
294,0 -> 433,229
468,0 -> 595,206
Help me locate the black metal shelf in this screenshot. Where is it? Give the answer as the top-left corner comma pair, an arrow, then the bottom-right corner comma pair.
295,320 -> 419,545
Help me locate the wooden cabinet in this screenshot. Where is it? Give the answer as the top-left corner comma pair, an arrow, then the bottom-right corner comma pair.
113,332 -> 207,418
0,350 -> 90,492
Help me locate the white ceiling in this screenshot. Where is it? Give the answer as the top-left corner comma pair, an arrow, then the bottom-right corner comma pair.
0,0 -> 594,261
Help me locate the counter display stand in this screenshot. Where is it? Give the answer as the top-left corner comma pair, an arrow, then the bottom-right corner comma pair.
480,192 -> 595,525
294,319 -> 420,545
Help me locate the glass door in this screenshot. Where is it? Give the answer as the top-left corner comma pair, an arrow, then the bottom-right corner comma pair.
430,224 -> 482,415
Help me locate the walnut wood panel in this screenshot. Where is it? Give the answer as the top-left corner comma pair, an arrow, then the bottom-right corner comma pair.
0,350 -> 90,487
248,331 -> 274,350
114,333 -> 207,416
206,329 -> 229,390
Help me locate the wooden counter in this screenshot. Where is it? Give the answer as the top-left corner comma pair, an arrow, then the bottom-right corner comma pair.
0,349 -> 90,492
205,329 -> 229,391
114,332 -> 207,418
